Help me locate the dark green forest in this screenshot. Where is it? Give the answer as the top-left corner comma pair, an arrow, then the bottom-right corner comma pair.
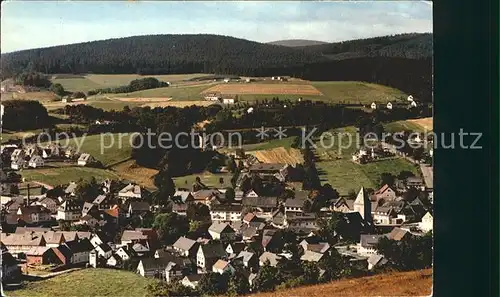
0,33 -> 432,101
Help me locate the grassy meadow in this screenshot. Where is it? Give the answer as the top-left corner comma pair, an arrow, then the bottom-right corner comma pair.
42,133 -> 133,166
311,81 -> 407,104
51,73 -> 206,92
21,167 -> 120,186
7,268 -> 155,297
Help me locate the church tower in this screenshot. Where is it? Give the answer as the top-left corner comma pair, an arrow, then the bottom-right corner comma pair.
353,187 -> 372,221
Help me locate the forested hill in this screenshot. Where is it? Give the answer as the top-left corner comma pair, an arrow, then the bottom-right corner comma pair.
0,34 -> 327,77
0,33 -> 432,102
297,33 -> 432,60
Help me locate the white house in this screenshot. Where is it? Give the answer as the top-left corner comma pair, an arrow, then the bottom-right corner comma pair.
78,153 -> 95,166
410,101 -> 417,108
223,78 -> 230,83
28,155 -> 44,168
118,184 -> 142,200
57,200 -> 82,221
64,239 -> 93,264
419,211 -> 433,232
407,95 -> 414,101
370,102 -> 377,109
11,158 -> 25,170
94,243 -> 113,259
204,93 -> 221,101
222,98 -> 235,104
386,102 -> 393,110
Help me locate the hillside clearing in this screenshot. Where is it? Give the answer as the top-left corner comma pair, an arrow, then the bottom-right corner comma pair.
20,167 -> 119,186
252,147 -> 304,165
383,117 -> 433,133
311,81 -> 407,104
248,269 -> 432,297
202,83 -> 323,96
43,133 -> 133,166
173,172 -> 234,189
50,73 -> 206,92
107,84 -> 213,101
111,160 -> 159,190
7,268 -> 155,297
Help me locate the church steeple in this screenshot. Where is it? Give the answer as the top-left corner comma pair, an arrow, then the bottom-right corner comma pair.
354,187 -> 372,221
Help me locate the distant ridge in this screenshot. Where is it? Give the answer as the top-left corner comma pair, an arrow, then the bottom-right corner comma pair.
268,39 -> 329,47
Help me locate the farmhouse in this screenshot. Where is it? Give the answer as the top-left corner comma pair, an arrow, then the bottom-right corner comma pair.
119,184 -> 143,200
419,211 -> 433,232
36,197 -> 59,214
370,102 -> 377,109
387,102 -> 393,109
208,222 -> 236,241
25,246 -> 60,265
77,153 -> 96,166
204,93 -> 221,101
172,237 -> 199,257
371,184 -> 397,202
28,155 -> 44,168
11,157 -> 26,170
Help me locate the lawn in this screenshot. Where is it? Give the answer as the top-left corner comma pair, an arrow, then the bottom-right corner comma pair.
236,93 -> 324,102
314,126 -> 419,194
383,120 -> 427,133
107,83 -> 213,101
8,268 -> 156,297
20,167 -> 120,186
173,172 -> 234,189
51,73 -> 206,93
43,133 -> 133,166
311,81 -> 407,104
2,129 -> 43,143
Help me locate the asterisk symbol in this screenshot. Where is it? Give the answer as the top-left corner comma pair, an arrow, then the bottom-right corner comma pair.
255,126 -> 270,140
273,127 -> 288,139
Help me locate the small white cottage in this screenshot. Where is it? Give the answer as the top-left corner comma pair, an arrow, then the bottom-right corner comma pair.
28,155 -> 44,168
370,102 -> 377,109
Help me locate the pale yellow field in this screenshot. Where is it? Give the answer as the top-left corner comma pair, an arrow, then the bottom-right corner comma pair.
407,117 -> 433,131
202,83 -> 323,95
252,147 -> 304,165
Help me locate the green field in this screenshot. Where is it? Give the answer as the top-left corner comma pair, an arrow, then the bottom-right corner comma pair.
174,172 -> 233,189
313,126 -> 419,194
383,120 -> 427,133
21,167 -> 120,186
311,81 -> 407,104
51,73 -> 206,92
107,83 -> 213,100
237,93 -> 324,102
44,133 -> 133,166
2,129 -> 43,143
8,268 -> 155,297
